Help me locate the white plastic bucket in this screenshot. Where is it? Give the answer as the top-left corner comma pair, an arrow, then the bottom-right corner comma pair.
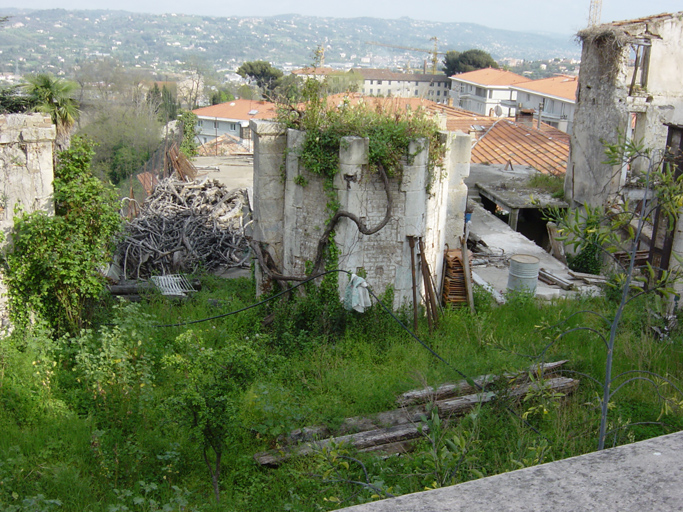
507,254 -> 540,294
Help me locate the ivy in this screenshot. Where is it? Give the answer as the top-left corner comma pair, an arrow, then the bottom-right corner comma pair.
3,137 -> 122,336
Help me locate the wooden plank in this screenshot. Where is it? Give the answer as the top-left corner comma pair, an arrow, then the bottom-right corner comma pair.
254,376 -> 579,466
539,268 -> 573,290
460,237 -> 475,313
396,360 -> 569,407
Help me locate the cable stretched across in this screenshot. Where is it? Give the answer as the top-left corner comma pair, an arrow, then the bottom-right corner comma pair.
145,269 -> 550,443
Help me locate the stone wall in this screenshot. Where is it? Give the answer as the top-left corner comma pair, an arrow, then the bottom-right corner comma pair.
251,120 -> 471,309
0,113 -> 56,326
566,14 -> 683,207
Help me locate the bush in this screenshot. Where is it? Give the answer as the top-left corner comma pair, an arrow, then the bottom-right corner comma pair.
3,137 -> 122,336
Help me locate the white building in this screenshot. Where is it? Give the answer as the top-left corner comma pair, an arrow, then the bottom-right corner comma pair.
449,68 -> 529,116
192,99 -> 277,144
511,75 -> 578,134
353,69 -> 451,103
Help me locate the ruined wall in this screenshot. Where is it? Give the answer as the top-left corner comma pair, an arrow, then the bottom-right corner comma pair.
567,14 -> 683,206
0,113 -> 56,326
251,120 -> 470,309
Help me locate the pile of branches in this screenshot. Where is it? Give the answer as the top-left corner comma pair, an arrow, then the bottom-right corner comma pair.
117,177 -> 251,279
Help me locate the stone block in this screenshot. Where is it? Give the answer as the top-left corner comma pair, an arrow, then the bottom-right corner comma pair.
340,136 -> 368,166
408,139 -> 429,168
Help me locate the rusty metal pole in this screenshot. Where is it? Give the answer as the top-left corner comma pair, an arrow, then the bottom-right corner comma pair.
409,236 -> 419,333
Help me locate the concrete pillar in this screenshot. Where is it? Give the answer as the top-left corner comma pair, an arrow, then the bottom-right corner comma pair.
336,136 -> 369,293
282,129 -> 305,276
444,131 -> 472,248
250,120 -> 287,265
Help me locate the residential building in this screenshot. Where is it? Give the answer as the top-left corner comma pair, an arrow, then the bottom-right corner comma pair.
192,99 -> 277,145
352,69 -> 451,103
449,68 -> 529,117
511,75 -> 578,134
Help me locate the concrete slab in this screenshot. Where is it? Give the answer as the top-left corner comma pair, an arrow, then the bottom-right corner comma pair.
339,431 -> 683,512
469,202 -> 598,300
192,155 -> 254,190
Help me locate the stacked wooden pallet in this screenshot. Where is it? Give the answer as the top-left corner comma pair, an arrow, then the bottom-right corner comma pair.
442,249 -> 469,306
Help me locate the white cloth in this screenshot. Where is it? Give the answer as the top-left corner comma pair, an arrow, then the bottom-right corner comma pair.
344,273 -> 372,313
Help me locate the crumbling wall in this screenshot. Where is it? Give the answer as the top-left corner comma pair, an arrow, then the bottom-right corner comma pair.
251,120 -> 470,309
0,113 -> 56,326
567,14 -> 683,206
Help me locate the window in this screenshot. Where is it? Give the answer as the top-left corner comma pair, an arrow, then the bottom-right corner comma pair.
377,80 -> 382,85
415,89 -> 418,95
437,91 -> 441,96
430,82 -> 434,87
526,93 -> 531,102
370,89 -> 373,94
370,79 -> 373,85
213,120 -> 219,129
415,81 -> 418,86
475,87 -> 485,97
388,81 -> 391,85
198,120 -> 203,127
488,90 -> 493,98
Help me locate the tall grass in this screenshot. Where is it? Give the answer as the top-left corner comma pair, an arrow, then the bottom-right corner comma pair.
2,275 -> 683,510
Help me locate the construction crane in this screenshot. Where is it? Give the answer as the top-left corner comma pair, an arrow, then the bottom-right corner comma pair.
588,0 -> 602,26
365,37 -> 445,74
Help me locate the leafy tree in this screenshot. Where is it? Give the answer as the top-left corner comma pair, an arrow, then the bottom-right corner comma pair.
443,49 -> 498,76
178,110 -> 199,158
237,60 -> 283,95
210,87 -> 236,105
161,84 -> 179,121
23,73 -> 80,151
3,137 -> 122,336
163,331 -> 261,503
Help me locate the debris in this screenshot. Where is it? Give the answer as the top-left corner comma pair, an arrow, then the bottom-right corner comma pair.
254,375 -> 579,466
539,268 -> 574,290
117,177 -> 251,279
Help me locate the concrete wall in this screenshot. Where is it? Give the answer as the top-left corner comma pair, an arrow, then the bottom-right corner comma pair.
251,120 -> 471,309
0,113 -> 56,327
566,14 -> 683,206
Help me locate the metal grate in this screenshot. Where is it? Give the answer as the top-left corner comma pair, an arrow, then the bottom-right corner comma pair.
150,275 -> 197,297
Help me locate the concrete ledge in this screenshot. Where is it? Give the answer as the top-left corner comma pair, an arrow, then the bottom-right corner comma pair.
340,431 -> 683,512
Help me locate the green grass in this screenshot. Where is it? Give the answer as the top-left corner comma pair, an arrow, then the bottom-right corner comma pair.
527,172 -> 565,199
2,276 -> 683,510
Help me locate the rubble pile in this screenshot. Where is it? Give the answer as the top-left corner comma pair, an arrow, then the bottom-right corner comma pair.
117,177 -> 251,279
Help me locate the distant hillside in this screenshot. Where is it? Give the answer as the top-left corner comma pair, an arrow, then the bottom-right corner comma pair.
0,8 -> 580,77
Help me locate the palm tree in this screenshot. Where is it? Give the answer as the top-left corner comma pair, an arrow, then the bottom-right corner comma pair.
24,73 -> 80,151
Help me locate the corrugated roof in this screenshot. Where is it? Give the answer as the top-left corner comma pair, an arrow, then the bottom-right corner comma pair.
471,119 -> 569,175
193,99 -> 277,121
512,75 -> 578,102
450,67 -> 530,87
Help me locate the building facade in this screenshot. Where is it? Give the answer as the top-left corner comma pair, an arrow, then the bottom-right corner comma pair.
449,68 -> 529,117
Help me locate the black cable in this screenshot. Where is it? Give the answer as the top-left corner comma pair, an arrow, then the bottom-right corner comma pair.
144,269 -> 549,442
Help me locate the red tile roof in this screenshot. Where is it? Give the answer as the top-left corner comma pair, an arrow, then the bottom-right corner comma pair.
292,67 -> 340,76
512,75 -> 578,102
470,119 -> 569,175
193,99 -> 277,121
450,68 -> 530,87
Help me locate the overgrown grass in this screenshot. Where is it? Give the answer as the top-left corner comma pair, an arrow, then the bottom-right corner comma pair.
2,275 -> 683,511
527,172 -> 565,199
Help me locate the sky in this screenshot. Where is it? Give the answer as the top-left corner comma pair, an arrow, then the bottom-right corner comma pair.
0,0 -> 681,34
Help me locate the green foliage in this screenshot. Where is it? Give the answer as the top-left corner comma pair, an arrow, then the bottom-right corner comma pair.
280,80 -> 445,181
3,137 -> 122,335
177,110 -> 199,158
237,60 -> 284,94
0,85 -> 37,114
527,172 -> 565,199
442,49 -> 498,76
23,73 -> 79,147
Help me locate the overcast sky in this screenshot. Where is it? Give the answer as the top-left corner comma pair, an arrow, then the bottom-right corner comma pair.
0,0 -> 681,34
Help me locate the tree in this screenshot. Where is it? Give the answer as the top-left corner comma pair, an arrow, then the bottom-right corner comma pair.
178,110 -> 200,158
4,137 -> 121,336
23,73 -> 80,151
237,60 -> 283,95
443,49 -> 498,76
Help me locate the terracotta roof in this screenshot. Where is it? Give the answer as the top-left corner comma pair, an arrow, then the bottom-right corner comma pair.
322,93 -> 449,112
511,75 -> 578,102
292,67 -> 340,76
471,119 -> 569,175
193,99 -> 277,121
450,67 -> 530,87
